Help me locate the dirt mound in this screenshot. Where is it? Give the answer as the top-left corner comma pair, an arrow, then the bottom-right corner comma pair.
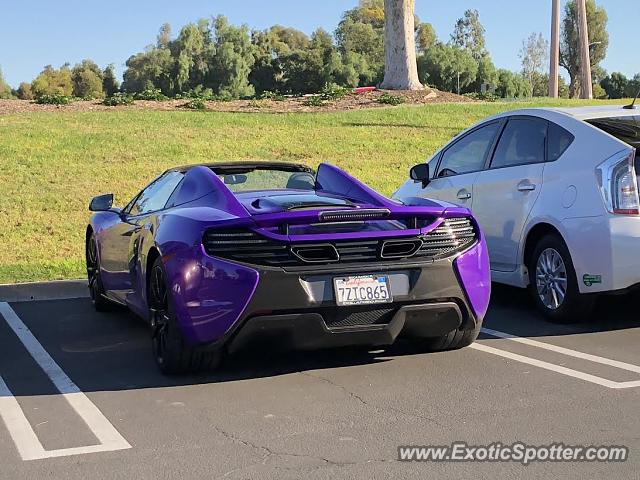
0,88 -> 473,115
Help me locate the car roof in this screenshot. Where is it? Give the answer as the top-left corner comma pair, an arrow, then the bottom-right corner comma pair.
548,105 -> 640,120
170,161 -> 315,175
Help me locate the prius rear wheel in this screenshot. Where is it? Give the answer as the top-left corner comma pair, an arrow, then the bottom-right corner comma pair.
148,257 -> 222,375
528,234 -> 595,323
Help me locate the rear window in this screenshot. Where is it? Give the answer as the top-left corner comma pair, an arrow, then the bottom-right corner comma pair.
588,115 -> 640,174
217,169 -> 316,192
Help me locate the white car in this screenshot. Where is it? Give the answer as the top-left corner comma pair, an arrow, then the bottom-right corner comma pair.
394,105 -> 639,323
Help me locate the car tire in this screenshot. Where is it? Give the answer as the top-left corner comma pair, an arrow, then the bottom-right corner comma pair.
528,234 -> 595,324
417,319 -> 483,352
86,232 -> 111,312
148,257 -> 222,375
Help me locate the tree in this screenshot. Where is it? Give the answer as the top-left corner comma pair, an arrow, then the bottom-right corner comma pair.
269,25 -> 310,52
0,67 -> 12,99
600,72 -> 628,99
560,0 -> 609,98
495,69 -> 532,98
416,22 -> 437,53
472,55 -> 498,93
16,82 -> 33,100
380,0 -> 423,90
172,21 -> 215,93
122,48 -> 175,94
102,64 -> 120,96
336,15 -> 384,86
71,60 -> 104,99
280,28 -> 341,93
343,0 -> 385,30
31,65 -> 73,97
209,16 -> 255,98
450,9 -> 487,60
418,43 -> 477,93
157,23 -> 172,48
519,32 -> 549,94
626,74 -> 640,98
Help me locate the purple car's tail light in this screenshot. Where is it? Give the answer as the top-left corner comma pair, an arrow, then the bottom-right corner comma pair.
202,217 -> 478,268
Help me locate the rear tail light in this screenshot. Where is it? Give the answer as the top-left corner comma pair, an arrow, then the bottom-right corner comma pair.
596,149 -> 639,215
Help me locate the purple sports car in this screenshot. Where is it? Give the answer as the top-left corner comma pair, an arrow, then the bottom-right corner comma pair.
86,162 -> 490,374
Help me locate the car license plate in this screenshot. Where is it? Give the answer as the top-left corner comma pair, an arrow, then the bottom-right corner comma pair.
333,275 -> 392,306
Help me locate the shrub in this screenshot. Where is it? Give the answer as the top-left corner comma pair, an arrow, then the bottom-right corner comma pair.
378,93 -> 404,105
319,83 -> 349,101
183,98 -> 206,110
103,93 -> 135,106
259,90 -> 286,101
175,87 -> 216,101
463,92 -> 499,102
134,87 -> 168,101
34,94 -> 73,105
303,95 -> 326,107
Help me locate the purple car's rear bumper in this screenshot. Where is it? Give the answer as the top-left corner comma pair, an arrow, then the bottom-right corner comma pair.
162,238 -> 490,351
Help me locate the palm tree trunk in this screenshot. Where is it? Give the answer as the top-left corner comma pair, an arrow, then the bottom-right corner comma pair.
380,0 -> 424,90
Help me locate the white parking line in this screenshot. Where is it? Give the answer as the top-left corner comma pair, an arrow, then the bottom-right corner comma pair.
473,327 -> 640,390
0,302 -> 131,460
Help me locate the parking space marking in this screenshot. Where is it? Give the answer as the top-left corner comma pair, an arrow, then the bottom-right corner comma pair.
474,327 -> 640,390
482,327 -> 640,374
0,302 -> 131,460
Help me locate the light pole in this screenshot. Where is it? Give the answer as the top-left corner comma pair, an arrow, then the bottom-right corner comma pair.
549,0 -> 560,98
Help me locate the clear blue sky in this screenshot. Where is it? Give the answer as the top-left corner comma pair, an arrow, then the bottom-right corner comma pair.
0,0 -> 636,87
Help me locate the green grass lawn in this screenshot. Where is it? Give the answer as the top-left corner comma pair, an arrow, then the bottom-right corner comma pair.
0,98 -> 629,283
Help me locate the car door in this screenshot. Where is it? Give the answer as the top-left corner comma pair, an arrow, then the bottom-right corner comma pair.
472,116 -> 548,272
101,171 -> 184,301
421,121 -> 503,209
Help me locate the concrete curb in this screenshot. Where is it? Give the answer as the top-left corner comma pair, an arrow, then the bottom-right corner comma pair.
0,280 -> 89,303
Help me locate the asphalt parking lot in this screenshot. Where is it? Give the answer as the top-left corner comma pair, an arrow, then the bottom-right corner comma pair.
0,285 -> 638,479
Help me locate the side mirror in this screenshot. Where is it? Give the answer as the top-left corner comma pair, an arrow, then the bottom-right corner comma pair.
89,193 -> 114,212
409,163 -> 430,188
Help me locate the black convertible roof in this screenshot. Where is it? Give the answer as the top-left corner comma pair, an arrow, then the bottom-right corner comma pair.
171,161 -> 315,175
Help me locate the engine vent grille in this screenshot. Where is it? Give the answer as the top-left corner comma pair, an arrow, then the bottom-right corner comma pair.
202,217 -> 477,267
415,217 -> 477,259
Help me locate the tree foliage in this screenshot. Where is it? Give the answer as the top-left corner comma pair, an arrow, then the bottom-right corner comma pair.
418,43 -> 477,93
13,3 -> 617,101
71,59 -> 104,99
416,22 -> 437,53
450,9 -> 487,60
560,0 -> 609,98
519,32 -> 548,93
31,65 -> 73,97
0,67 -> 13,99
16,82 -> 33,100
102,64 -> 120,96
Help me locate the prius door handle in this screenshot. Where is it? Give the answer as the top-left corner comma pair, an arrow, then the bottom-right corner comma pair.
517,183 -> 536,192
457,190 -> 472,200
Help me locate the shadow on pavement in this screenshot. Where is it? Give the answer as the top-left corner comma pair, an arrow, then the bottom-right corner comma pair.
1,283 -> 638,396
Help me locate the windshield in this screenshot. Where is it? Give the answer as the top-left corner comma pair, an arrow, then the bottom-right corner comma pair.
215,168 -> 316,192
588,116 -> 640,174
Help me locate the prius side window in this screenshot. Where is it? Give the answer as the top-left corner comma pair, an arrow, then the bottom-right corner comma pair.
547,122 -> 575,161
491,118 -> 547,169
436,122 -> 500,178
